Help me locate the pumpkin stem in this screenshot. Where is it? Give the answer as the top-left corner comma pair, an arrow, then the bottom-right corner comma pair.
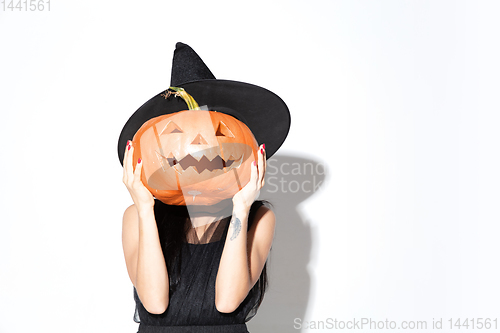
169,86 -> 200,110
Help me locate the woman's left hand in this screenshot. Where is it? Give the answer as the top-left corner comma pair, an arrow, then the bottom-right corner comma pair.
232,144 -> 266,209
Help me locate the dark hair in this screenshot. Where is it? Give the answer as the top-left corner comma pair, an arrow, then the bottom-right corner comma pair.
154,200 -> 270,308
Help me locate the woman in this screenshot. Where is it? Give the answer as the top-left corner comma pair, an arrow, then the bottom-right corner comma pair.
117,43 -> 290,332
122,141 -> 273,332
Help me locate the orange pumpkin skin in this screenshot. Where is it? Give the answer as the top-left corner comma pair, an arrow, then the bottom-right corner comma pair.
132,110 -> 259,205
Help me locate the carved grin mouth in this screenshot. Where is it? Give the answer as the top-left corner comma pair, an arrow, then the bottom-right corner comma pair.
157,152 -> 244,174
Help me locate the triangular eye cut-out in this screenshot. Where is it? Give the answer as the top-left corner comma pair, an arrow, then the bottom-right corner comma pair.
160,121 -> 183,135
191,134 -> 208,145
216,121 -> 235,138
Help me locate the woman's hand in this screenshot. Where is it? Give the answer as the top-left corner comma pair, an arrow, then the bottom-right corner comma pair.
122,140 -> 154,212
232,144 -> 266,210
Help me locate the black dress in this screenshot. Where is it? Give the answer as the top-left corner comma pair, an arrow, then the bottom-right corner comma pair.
133,200 -> 265,333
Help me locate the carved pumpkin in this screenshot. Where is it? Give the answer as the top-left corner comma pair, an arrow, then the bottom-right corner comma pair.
132,109 -> 259,205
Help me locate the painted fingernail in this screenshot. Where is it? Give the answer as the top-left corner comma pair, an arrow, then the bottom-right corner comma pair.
252,161 -> 256,166
128,145 -> 131,150
260,148 -> 264,154
138,158 -> 142,164
263,143 -> 266,150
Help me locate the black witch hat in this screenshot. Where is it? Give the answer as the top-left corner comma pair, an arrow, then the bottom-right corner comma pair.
117,42 -> 291,164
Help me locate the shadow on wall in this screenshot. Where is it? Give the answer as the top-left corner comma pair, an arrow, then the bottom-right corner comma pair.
248,154 -> 327,333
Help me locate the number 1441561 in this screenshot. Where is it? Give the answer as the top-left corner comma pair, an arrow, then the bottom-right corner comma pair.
2,0 -> 50,11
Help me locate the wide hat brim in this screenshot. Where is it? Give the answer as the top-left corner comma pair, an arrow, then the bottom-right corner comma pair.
118,80 -> 290,164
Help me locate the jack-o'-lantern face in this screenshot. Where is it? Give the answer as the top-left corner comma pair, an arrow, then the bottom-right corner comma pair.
132,110 -> 259,205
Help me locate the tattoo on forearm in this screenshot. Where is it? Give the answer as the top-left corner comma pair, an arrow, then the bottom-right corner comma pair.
230,216 -> 242,241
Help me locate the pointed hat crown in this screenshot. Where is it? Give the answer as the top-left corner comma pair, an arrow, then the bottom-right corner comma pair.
170,42 -> 215,86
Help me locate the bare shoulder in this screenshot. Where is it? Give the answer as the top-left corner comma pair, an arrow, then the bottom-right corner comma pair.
122,204 -> 139,236
248,204 -> 276,245
246,204 -> 275,285
123,204 -> 139,222
122,204 -> 139,240
252,205 -> 276,226
251,204 -> 276,228
122,204 -> 139,284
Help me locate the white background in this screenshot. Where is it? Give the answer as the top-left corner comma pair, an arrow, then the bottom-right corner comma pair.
1,1 -> 499,332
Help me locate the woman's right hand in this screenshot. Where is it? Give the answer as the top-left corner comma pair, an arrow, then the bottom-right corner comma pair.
122,140 -> 154,211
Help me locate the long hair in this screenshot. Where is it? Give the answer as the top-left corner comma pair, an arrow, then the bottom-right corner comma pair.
154,200 -> 270,308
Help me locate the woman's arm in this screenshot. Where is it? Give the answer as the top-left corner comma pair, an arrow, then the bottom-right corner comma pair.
122,204 -> 169,314
215,144 -> 273,313
122,141 -> 169,314
215,203 -> 275,313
